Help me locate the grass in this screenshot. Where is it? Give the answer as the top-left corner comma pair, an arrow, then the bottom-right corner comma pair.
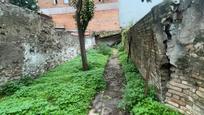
118,50 -> 181,115
0,49 -> 109,115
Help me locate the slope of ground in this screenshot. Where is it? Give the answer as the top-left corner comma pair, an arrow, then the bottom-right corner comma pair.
0,50 -> 108,115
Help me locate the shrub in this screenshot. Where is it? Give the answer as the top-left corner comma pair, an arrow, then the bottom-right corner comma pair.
131,98 -> 180,115
121,28 -> 129,48
96,43 -> 112,56
0,81 -> 21,96
117,43 -> 125,52
0,76 -> 33,96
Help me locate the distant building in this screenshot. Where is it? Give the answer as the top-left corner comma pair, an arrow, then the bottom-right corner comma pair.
38,0 -> 120,34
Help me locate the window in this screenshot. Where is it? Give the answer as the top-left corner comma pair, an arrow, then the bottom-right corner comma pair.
64,0 -> 69,4
54,0 -> 58,5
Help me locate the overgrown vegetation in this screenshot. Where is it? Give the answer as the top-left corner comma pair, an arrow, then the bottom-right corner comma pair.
121,27 -> 130,48
0,50 -> 108,114
132,98 -> 180,115
118,50 -> 181,115
96,43 -> 112,56
0,76 -> 33,96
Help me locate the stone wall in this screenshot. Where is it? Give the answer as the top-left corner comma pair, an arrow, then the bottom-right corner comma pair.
0,3 -> 95,86
126,0 -> 204,114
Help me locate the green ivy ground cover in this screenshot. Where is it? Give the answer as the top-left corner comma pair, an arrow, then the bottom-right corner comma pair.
0,50 -> 108,115
118,49 -> 181,115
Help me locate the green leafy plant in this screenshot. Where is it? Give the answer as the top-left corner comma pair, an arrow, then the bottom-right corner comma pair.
118,49 -> 181,115
0,50 -> 108,114
0,81 -> 20,96
131,98 -> 180,115
118,51 -> 156,110
96,43 -> 112,56
0,76 -> 33,96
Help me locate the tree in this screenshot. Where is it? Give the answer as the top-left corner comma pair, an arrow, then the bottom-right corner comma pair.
70,0 -> 150,71
70,0 -> 94,70
9,0 -> 38,11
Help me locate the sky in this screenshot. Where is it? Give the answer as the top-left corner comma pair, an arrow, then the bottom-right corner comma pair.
119,0 -> 163,28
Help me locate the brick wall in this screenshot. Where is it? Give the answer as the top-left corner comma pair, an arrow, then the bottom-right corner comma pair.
88,9 -> 120,32
125,0 -> 204,114
51,9 -> 120,32
38,0 -> 69,8
38,0 -> 120,32
38,0 -> 118,8
0,3 -> 95,86
127,4 -> 169,101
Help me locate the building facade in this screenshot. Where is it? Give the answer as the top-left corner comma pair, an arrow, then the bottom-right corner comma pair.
38,0 -> 120,33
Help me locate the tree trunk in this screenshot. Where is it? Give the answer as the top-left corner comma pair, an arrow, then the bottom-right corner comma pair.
78,31 -> 89,70
76,0 -> 89,71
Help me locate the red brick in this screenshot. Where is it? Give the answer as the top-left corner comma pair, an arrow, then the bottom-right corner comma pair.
50,9 -> 120,32
38,0 -> 120,33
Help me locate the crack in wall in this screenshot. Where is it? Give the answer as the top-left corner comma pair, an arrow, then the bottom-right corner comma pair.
160,0 -> 184,101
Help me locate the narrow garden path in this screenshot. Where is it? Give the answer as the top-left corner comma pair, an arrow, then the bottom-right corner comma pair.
89,49 -> 126,115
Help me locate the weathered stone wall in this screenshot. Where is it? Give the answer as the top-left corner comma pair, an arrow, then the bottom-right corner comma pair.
126,0 -> 204,114
0,3 -> 95,86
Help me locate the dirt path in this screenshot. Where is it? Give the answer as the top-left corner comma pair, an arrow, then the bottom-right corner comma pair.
89,50 -> 126,115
